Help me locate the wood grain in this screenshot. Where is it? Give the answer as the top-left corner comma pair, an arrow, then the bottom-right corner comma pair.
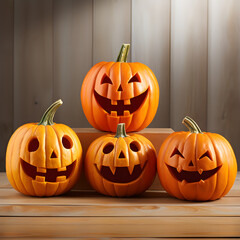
93,0 -> 131,64
1,239 -> 234,240
0,172 -> 239,237
0,216 -> 239,237
132,0 -> 171,128
0,171 -> 239,218
53,0 -> 93,128
170,0 -> 208,131
208,0 -> 240,164
0,0 -> 13,171
0,239 -> 235,240
0,190 -> 240,217
14,0 -> 53,129
0,186 -> 239,206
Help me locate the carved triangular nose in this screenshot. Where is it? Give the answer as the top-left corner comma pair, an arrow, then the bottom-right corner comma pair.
119,151 -> 125,158
50,150 -> 57,158
188,160 -> 194,166
117,84 -> 123,92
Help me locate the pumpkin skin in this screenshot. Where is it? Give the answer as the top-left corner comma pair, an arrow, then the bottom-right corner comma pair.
157,116 -> 237,201
81,44 -> 159,132
6,100 -> 83,197
85,123 -> 157,197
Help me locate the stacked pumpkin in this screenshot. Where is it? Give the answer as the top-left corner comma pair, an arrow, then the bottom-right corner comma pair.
6,44 -> 237,200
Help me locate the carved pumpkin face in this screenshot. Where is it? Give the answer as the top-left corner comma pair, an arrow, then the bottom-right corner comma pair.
157,117 -> 237,201
84,123 -> 157,197
81,44 -> 159,132
6,100 -> 83,197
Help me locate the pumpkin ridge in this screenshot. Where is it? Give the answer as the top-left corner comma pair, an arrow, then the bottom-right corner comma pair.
82,62 -> 105,129
44,124 -> 48,168
22,124 -> 38,165
92,63 -> 109,129
51,125 -> 63,167
101,172 -> 109,196
15,126 -> 33,195
7,125 -> 26,192
205,133 -> 223,200
96,139 -> 109,195
163,133 -> 187,199
209,133 -> 233,199
19,125 -> 41,194
20,125 -> 39,195
134,91 -> 150,132
85,138 -> 101,191
130,135 -> 155,190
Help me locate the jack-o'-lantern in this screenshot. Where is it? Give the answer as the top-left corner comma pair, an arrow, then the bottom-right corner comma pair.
157,116 -> 237,201
6,100 -> 83,197
84,123 -> 157,197
81,44 -> 159,132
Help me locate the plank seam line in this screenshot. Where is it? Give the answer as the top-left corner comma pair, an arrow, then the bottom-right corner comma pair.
1,216 -> 240,218
0,203 -> 240,207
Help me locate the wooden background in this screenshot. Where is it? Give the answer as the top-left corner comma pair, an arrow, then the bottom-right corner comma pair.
0,0 -> 240,171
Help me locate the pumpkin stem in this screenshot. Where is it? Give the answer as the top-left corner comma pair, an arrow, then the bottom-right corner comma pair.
182,116 -> 202,134
38,99 -> 63,126
116,44 -> 130,62
115,123 -> 128,138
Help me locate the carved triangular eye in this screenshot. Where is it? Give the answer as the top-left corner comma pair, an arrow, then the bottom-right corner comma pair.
170,148 -> 184,158
128,73 -> 141,83
199,151 -> 212,160
101,74 -> 112,84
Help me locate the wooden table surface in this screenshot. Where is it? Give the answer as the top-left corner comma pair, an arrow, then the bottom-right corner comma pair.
0,172 -> 240,238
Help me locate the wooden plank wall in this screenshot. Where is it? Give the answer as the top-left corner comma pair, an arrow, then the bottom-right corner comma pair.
0,0 -> 14,172
0,0 -> 240,171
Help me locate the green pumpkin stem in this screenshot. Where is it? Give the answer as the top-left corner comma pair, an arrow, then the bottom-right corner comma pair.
38,99 -> 63,126
115,123 -> 128,138
182,116 -> 202,134
116,44 -> 130,62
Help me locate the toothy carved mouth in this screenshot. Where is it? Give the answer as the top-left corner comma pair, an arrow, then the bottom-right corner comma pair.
166,164 -> 222,183
95,161 -> 147,183
94,89 -> 148,116
21,159 -> 76,182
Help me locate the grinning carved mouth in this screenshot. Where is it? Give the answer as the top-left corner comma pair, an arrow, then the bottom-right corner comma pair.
94,89 -> 148,116
95,162 -> 147,183
21,159 -> 76,182
166,164 -> 222,183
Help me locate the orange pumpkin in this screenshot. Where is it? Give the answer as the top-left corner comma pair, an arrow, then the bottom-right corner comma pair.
81,44 -> 159,132
84,123 -> 157,197
6,100 -> 83,197
157,116 -> 237,201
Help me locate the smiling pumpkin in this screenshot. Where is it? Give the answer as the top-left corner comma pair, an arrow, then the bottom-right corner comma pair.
157,116 -> 237,201
84,123 -> 157,197
6,100 -> 83,197
81,44 -> 159,132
